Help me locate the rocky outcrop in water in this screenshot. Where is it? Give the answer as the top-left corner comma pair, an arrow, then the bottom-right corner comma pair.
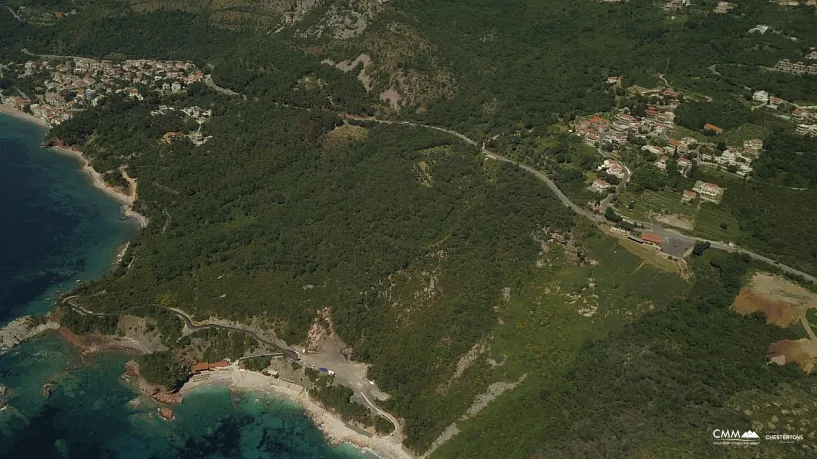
0,316 -> 59,351
124,361 -> 183,405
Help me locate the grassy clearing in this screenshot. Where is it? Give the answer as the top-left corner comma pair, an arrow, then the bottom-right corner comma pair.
669,125 -> 708,142
434,227 -> 687,458
321,123 -> 368,148
604,228 -> 683,274
616,188 -> 695,221
721,122 -> 772,146
616,167 -> 746,243
692,202 -> 743,242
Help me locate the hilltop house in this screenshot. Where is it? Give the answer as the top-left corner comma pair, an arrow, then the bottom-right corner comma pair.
677,157 -> 692,176
598,159 -> 626,178
693,180 -> 724,203
642,145 -> 664,156
655,155 -> 669,171
744,139 -> 763,151
591,178 -> 611,193
752,90 -> 770,104
704,123 -> 723,135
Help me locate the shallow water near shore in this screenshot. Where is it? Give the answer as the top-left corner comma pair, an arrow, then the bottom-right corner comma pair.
0,113 -> 366,458
0,113 -> 137,322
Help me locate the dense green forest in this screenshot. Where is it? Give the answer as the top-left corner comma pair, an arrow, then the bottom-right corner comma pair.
135,351 -> 188,390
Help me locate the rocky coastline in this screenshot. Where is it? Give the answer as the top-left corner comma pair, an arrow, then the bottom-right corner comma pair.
0,316 -> 60,352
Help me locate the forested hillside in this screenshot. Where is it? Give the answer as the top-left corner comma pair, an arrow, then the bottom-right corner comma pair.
2,0 -> 816,456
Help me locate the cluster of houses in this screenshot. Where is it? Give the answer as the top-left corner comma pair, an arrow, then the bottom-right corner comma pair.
796,124 -> 817,137
664,0 -> 690,12
775,0 -> 817,6
753,90 -> 817,137
698,138 -> 762,177
0,56 -> 205,127
773,59 -> 817,76
591,154 -> 624,193
752,90 -> 788,108
575,85 -> 748,198
574,86 -> 680,148
151,105 -> 215,147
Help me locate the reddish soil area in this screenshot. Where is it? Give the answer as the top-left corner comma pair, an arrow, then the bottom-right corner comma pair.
732,290 -> 800,327
768,339 -> 817,373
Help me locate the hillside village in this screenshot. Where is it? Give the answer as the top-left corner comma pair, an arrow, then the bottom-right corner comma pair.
572,83 -> 745,206
0,56 -> 214,146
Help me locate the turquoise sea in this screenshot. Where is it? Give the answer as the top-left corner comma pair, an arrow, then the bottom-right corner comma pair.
0,114 -> 367,458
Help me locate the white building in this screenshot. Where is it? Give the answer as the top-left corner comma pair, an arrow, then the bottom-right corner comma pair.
752,90 -> 769,104
642,145 -> 664,156
598,159 -> 626,178
693,180 -> 724,203
591,179 -> 611,193
748,25 -> 770,35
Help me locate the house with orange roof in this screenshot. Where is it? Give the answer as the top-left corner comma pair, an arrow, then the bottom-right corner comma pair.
703,123 -> 723,135
693,180 -> 724,203
591,178 -> 611,193
641,233 -> 662,246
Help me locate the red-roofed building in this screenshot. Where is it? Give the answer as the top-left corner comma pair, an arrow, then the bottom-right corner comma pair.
693,180 -> 724,203
704,123 -> 723,135
591,178 -> 611,193
191,360 -> 230,374
191,362 -> 210,374
682,189 -> 697,203
641,233 -> 662,246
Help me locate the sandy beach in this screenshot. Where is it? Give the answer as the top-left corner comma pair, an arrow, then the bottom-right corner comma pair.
181,366 -> 417,459
1,104 -> 148,228
0,104 -> 50,129
49,145 -> 149,229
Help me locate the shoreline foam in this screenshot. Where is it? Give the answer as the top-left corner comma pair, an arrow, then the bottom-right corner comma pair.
50,145 -> 149,229
181,366 -> 416,459
0,106 -> 148,229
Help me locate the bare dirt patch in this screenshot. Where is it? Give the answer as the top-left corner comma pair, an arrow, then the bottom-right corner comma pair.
380,89 -> 401,110
733,289 -> 801,327
768,339 -> 817,373
732,272 -> 817,373
654,213 -> 694,231
732,273 -> 817,327
321,54 -> 373,92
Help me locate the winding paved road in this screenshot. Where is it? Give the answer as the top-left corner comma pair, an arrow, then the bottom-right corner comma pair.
165,307 -> 300,360
341,114 -> 817,285
361,392 -> 400,438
